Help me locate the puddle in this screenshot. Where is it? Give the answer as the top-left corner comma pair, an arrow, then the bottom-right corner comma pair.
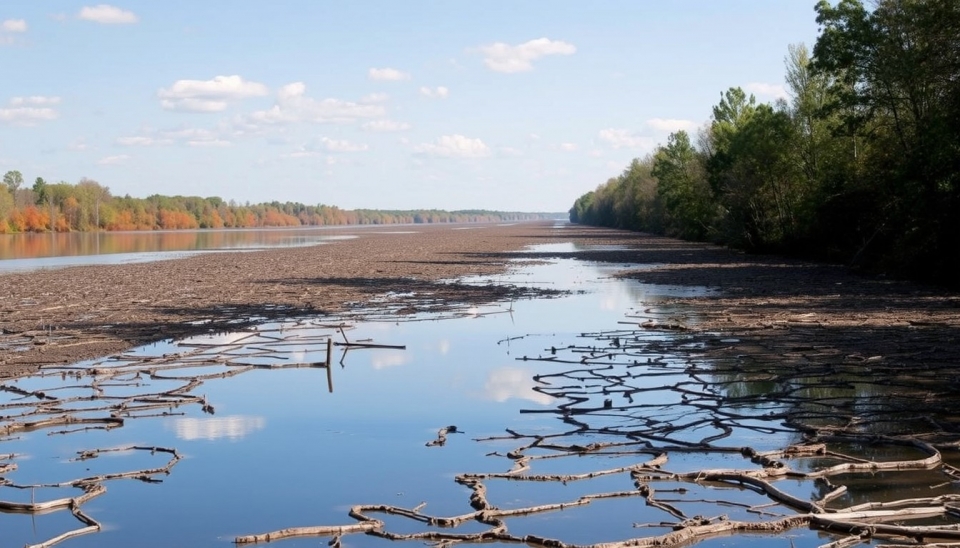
1,243 -> 957,547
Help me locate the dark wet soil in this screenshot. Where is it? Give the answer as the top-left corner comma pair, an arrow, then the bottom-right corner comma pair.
2,221 -> 958,382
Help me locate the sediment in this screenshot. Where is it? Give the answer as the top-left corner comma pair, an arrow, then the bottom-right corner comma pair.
1,221 -> 958,380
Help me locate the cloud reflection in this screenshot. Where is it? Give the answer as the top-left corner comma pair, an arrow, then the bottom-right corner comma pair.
168,415 -> 265,441
437,339 -> 451,355
372,351 -> 410,369
483,367 -> 554,406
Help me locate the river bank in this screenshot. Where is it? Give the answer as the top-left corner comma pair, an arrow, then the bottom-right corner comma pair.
2,221 -> 957,379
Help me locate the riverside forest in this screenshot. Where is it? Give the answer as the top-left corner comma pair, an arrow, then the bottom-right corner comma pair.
569,0 -> 960,286
0,174 -> 554,232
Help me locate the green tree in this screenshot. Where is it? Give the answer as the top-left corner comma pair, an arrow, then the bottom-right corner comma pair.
76,178 -> 111,230
652,131 -> 713,239
0,185 -> 13,231
813,0 -> 960,279
32,177 -> 48,204
3,170 -> 23,194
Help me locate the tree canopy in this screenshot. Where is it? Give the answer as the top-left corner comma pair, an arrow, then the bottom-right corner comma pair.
0,172 -> 554,234
570,0 -> 960,285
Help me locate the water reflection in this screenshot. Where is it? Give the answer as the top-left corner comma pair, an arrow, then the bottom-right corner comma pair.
167,415 -> 266,441
0,228 -> 359,273
483,366 -> 555,405
3,242 -> 956,548
371,351 -> 411,370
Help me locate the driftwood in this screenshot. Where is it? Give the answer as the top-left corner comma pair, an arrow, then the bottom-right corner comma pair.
232,323 -> 960,548
426,425 -> 462,447
6,313 -> 960,548
1,321 -> 409,548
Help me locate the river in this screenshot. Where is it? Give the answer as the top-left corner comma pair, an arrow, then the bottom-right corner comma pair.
0,227 -> 398,273
1,241 -> 957,548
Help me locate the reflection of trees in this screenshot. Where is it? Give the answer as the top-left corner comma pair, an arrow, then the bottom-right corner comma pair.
0,229 -> 348,261
706,335 -> 956,437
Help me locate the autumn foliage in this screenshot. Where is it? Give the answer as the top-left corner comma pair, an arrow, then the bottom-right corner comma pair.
0,176 -> 553,235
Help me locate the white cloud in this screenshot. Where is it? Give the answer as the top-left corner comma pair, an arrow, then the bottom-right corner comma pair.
368,67 -> 410,81
598,128 -> 655,150
0,107 -> 58,124
158,75 -> 269,112
281,150 -> 320,159
419,86 -> 449,99
559,142 -> 577,152
97,154 -> 130,165
161,127 -> 221,143
646,118 -> 697,133
1,19 -> 27,32
188,139 -> 231,147
321,137 -> 368,152
0,96 -> 59,125
244,82 -> 384,125
745,82 -> 789,101
78,4 -> 138,24
117,126 -> 226,147
68,139 -> 89,151
362,119 -> 410,132
116,136 -> 171,146
360,92 -> 389,103
162,98 -> 230,112
10,96 -> 61,106
414,134 -> 490,158
478,38 -> 576,73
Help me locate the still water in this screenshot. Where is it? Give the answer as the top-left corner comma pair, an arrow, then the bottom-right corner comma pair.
0,228 -> 370,273
1,243 -> 956,547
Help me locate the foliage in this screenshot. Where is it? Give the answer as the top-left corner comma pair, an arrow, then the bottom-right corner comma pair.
652,131 -> 713,239
569,0 -> 960,285
0,178 -> 555,234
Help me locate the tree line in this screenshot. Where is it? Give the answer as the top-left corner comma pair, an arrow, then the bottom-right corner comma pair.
0,173 -> 553,233
570,0 -> 959,285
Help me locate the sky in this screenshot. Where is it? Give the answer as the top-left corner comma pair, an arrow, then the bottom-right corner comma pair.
0,1 -> 821,212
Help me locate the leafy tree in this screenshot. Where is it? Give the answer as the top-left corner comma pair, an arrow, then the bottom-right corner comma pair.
0,186 -> 13,232
813,0 -> 960,279
3,170 -> 23,194
32,177 -> 47,205
652,131 -> 713,239
76,178 -> 111,230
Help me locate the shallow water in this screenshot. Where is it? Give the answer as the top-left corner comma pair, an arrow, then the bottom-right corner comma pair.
0,227 -> 365,273
1,244 -> 957,547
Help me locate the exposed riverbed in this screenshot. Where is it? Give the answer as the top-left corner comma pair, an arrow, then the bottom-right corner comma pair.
3,235 -> 960,548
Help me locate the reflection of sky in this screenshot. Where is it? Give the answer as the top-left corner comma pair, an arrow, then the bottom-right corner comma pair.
483,366 -> 555,406
437,339 -> 450,355
184,331 -> 258,346
167,415 -> 266,441
2,242 -> 722,546
371,351 -> 410,370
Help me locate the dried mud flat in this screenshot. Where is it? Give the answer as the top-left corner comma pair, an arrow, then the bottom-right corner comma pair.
2,220 -> 958,382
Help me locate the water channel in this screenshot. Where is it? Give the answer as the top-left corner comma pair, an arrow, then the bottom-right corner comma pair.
0,227 -> 375,273
2,242 -> 958,547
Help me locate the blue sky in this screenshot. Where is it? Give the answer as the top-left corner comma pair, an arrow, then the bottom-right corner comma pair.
0,2 -> 820,212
